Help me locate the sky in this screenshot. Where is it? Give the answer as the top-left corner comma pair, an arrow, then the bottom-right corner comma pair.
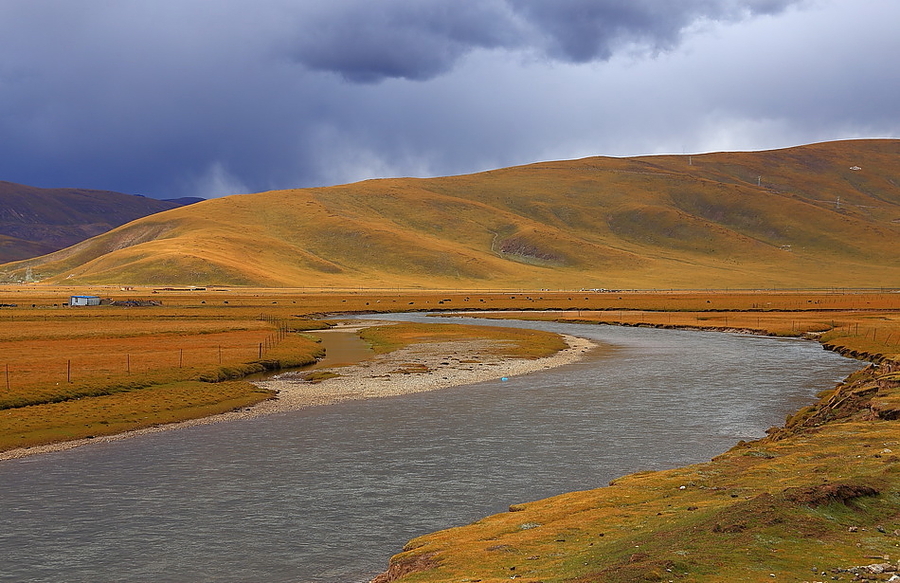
0,0 -> 898,200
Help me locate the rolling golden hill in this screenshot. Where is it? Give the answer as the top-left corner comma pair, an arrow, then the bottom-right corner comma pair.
2,139 -> 898,288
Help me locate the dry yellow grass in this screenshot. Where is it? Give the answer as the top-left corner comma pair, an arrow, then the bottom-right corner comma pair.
2,140 -> 898,289
0,287 -> 579,452
0,295 -> 331,450
1,381 -> 273,450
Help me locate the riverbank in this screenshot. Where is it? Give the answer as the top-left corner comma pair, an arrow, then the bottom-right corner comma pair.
2,289 -> 896,460
0,330 -> 596,461
253,332 -> 596,412
371,347 -> 900,583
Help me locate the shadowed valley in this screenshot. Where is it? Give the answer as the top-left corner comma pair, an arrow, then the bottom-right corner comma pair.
0,181 -> 200,265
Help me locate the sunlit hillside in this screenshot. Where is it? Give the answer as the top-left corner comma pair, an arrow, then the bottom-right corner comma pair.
2,139 -> 898,288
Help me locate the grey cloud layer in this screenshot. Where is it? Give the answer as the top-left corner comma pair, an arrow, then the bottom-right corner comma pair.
0,0 -> 895,199
285,0 -> 800,82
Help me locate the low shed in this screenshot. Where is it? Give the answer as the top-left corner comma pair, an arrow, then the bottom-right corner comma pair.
70,295 -> 101,307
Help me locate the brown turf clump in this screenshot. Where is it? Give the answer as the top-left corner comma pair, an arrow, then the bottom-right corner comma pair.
783,483 -> 880,507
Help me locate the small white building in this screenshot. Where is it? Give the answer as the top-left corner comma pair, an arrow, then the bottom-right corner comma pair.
70,295 -> 101,307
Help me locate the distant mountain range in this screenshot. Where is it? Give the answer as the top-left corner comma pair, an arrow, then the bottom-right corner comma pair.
1,139 -> 898,288
0,182 -> 202,264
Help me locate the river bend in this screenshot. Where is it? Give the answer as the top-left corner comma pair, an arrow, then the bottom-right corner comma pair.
0,316 -> 861,583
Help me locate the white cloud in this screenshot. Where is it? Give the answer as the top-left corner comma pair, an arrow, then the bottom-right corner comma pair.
189,162 -> 251,199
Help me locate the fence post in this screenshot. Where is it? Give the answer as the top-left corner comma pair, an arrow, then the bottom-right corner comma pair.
5,363 -> 8,391
67,359 -> 71,383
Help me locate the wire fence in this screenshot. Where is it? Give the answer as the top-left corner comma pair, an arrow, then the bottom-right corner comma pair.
2,314 -> 293,390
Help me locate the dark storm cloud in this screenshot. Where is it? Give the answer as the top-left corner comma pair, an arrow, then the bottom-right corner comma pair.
283,0 -> 801,83
0,0 -> 896,200
286,1 -> 520,83
508,0 -> 797,62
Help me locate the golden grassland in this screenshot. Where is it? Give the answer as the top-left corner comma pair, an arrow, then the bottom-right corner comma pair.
2,285 -> 900,581
468,306 -> 900,362
0,286 -> 578,451
0,313 -> 325,450
2,140 -> 899,290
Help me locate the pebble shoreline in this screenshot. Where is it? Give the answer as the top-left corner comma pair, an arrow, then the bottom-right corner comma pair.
0,333 -> 597,461
254,333 -> 597,410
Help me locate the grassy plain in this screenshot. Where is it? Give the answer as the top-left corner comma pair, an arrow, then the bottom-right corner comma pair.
2,285 -> 899,581
0,299 -> 327,449
0,286 -> 580,451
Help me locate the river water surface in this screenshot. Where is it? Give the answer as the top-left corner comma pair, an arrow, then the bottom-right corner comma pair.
0,316 -> 862,583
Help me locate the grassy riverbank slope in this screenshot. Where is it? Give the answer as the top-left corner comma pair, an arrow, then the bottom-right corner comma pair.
371,302 -> 900,583
375,361 -> 900,583
2,140 -> 899,289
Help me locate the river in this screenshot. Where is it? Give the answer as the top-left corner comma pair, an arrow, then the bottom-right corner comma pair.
0,316 -> 862,583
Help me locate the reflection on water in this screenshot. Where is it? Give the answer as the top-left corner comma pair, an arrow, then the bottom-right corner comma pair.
0,317 -> 862,583
245,329 -> 374,382
307,328 -> 374,369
